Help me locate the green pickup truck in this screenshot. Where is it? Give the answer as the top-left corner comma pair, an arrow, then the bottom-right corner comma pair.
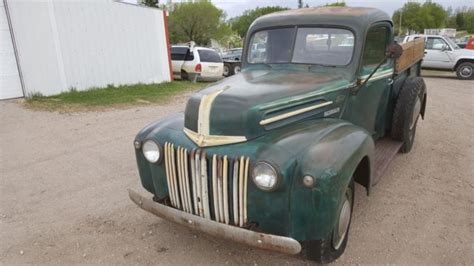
129,7 -> 427,263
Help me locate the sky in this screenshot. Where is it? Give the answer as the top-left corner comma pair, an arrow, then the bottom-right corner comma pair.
210,0 -> 473,18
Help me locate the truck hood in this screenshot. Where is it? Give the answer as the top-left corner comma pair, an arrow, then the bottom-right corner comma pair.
184,69 -> 352,146
454,48 -> 474,58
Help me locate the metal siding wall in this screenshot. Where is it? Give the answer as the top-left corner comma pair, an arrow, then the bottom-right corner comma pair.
7,0 -> 171,96
0,1 -> 23,99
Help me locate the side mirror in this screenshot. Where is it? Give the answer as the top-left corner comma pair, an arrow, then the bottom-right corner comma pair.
386,43 -> 403,59
441,44 -> 449,51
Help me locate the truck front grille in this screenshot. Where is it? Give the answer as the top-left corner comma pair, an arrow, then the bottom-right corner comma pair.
163,142 -> 250,227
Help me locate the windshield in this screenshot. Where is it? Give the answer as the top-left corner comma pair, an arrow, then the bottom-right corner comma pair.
247,27 -> 354,66
445,37 -> 460,50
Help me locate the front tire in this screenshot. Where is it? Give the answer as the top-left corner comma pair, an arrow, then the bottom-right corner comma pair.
456,62 -> 473,80
303,179 -> 354,263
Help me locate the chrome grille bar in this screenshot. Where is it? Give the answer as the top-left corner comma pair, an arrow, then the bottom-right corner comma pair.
200,151 -> 211,219
217,156 -> 224,223
163,142 -> 249,227
222,155 -> 229,224
212,155 -> 219,221
190,149 -> 198,215
232,159 -> 239,226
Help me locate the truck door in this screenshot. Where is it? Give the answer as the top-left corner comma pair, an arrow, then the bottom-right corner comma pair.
343,24 -> 393,138
423,37 -> 454,70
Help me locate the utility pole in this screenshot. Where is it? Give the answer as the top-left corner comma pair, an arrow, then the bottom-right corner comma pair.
399,10 -> 403,36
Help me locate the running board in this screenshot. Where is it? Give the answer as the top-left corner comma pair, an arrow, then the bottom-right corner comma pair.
372,138 -> 403,186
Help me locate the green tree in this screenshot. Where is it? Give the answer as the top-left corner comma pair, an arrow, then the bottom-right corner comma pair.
420,2 -> 448,29
231,6 -> 288,38
141,0 -> 159,8
168,0 -> 226,45
456,12 -> 465,29
392,2 -> 447,34
463,9 -> 474,33
324,1 -> 346,7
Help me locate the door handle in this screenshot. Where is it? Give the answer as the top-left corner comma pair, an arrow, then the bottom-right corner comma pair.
387,78 -> 394,85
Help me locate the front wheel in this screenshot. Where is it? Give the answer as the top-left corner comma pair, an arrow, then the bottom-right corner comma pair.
303,179 -> 354,263
456,62 -> 473,80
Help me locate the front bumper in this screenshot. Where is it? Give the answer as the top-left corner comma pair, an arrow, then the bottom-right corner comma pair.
128,189 -> 302,255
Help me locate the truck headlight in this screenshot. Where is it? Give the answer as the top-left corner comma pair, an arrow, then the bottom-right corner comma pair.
252,162 -> 279,191
142,140 -> 161,163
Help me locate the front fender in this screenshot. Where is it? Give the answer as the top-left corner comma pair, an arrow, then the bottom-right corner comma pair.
284,121 -> 374,241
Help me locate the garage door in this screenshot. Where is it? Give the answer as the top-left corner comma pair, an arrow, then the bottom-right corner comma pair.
0,1 -> 23,100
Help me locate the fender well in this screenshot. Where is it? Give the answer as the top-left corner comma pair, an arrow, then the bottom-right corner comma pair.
353,156 -> 371,194
454,58 -> 474,70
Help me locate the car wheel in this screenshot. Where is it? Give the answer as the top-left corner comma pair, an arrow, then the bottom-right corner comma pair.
233,65 -> 241,74
223,64 -> 231,77
303,179 -> 354,263
456,62 -> 473,80
391,77 -> 425,153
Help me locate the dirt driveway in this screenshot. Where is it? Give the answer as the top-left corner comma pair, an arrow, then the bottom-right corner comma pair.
1,76 -> 473,264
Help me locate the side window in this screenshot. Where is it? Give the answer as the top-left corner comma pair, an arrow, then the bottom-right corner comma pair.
425,38 -> 448,50
361,26 -> 389,73
248,31 -> 268,63
197,49 -> 222,63
171,47 -> 189,61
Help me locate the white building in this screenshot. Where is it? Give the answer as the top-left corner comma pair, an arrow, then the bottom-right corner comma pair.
424,28 -> 457,38
1,0 -> 171,100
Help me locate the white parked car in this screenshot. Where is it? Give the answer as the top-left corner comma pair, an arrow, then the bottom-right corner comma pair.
171,44 -> 224,81
403,34 -> 474,79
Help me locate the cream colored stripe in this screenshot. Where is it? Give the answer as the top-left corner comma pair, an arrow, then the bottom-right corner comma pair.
183,128 -> 247,147
198,90 -> 223,135
259,101 -> 333,126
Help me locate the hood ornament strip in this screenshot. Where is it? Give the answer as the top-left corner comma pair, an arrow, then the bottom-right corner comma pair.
198,89 -> 224,135
184,128 -> 247,147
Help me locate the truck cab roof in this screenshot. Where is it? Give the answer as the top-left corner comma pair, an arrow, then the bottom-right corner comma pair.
248,7 -> 391,35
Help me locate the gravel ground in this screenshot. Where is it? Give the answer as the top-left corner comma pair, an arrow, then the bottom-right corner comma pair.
1,76 -> 473,264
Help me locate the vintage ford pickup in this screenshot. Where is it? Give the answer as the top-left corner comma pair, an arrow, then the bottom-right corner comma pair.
129,7 -> 427,263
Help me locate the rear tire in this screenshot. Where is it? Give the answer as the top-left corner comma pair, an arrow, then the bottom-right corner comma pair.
223,63 -> 231,77
391,77 -> 425,153
232,65 -> 241,74
303,179 -> 354,263
455,62 -> 473,80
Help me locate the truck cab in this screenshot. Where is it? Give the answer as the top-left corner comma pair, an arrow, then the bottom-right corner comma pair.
130,7 -> 427,263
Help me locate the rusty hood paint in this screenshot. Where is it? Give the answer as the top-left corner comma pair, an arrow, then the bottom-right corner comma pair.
184,68 -> 353,140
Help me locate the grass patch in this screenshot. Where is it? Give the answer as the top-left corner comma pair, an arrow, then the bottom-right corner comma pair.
25,81 -> 206,112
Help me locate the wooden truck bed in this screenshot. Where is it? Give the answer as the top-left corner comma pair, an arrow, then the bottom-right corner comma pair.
395,38 -> 425,74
